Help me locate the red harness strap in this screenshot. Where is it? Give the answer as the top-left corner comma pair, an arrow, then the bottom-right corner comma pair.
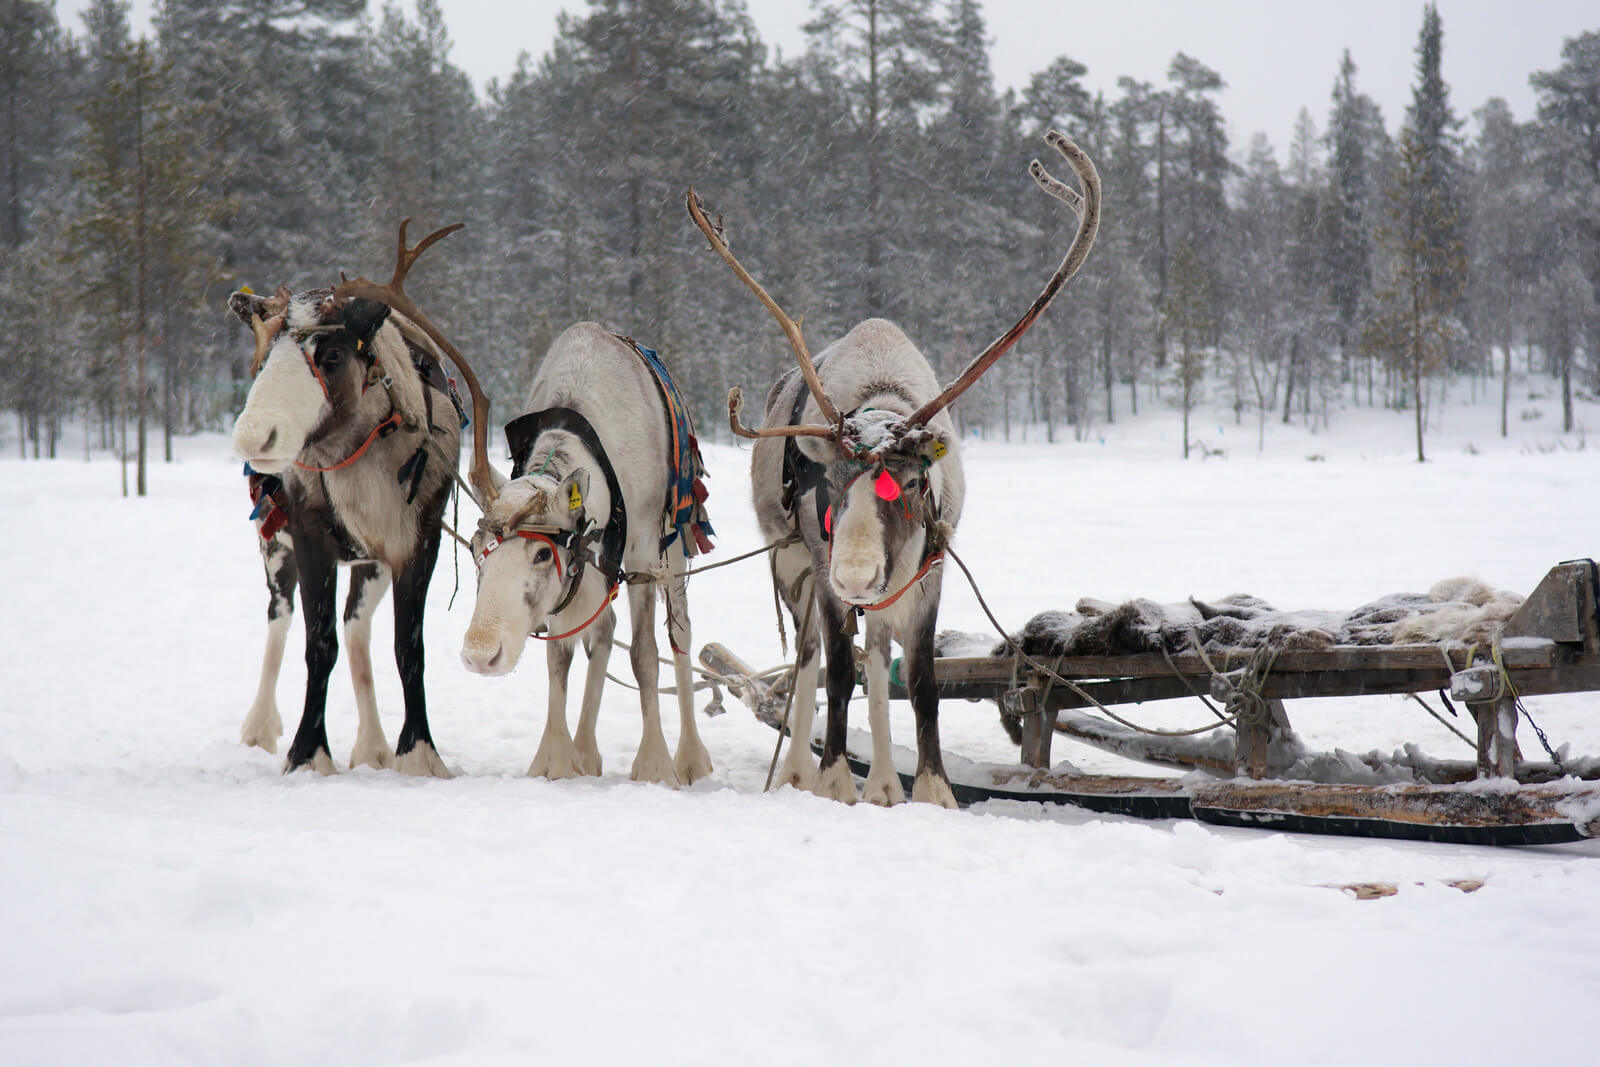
860,551 -> 944,612
294,411 -> 403,473
530,584 -> 620,642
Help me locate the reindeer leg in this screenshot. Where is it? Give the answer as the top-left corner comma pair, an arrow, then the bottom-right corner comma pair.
393,525 -> 450,778
285,534 -> 338,775
860,616 -> 904,806
627,582 -> 679,786
573,607 -> 614,777
241,536 -> 294,754
529,635 -> 582,780
814,598 -> 859,805
666,555 -> 713,784
345,562 -> 395,770
903,609 -> 955,809
773,564 -> 821,793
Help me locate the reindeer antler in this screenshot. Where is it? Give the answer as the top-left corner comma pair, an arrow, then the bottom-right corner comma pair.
246,285 -> 293,378
905,130 -> 1101,427
687,188 -> 843,441
332,219 -> 496,504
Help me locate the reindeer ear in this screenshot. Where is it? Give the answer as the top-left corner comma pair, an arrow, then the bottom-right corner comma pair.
794,435 -> 836,466
921,431 -> 952,464
558,469 -> 590,514
342,297 -> 392,346
228,289 -> 271,326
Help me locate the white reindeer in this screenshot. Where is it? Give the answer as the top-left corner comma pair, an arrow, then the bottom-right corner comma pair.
689,129 -> 1100,806
460,322 -> 716,787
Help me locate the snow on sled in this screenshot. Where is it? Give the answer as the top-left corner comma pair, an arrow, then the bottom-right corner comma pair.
705,560 -> 1600,847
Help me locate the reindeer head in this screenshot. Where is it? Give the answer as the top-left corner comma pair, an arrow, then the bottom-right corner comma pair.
460,450 -> 599,675
229,287 -> 396,472
230,221 -> 496,497
791,393 -> 958,606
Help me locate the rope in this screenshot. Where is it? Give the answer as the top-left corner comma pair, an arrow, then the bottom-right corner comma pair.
1157,642 -> 1231,725
681,531 -> 800,579
1493,630 -> 1564,771
765,577 -> 818,792
1408,692 -> 1478,749
943,545 -> 1243,738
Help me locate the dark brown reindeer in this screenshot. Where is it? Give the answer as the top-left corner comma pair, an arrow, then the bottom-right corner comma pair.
229,222 -> 493,776
689,130 -> 1100,806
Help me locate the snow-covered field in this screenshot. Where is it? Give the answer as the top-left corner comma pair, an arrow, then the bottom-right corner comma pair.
4,379 -> 1599,1065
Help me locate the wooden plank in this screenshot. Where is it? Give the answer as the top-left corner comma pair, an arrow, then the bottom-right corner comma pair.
1502,561 -> 1593,646
1191,780 -> 1600,843
927,642 -> 1555,688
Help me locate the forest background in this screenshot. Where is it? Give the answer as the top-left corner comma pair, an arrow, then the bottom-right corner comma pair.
3,0 -> 1599,490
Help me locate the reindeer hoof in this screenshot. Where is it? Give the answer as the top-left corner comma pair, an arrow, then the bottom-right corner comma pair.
348,733 -> 396,770
395,741 -> 452,779
861,768 -> 906,807
911,769 -> 957,809
284,747 -> 337,776
239,704 -> 282,754
813,759 -> 857,804
529,744 -> 583,781
674,739 -> 714,785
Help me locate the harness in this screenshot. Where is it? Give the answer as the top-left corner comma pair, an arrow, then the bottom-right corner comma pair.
495,406 -> 630,622
615,335 -> 715,556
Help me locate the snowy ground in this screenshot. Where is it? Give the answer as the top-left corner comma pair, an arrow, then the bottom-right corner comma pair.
4,376 -> 1600,1065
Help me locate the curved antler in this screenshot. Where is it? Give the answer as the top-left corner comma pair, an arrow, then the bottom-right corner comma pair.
905,130 -> 1101,427
332,219 -> 496,504
686,188 -> 843,440
726,386 -> 839,441
246,285 -> 293,378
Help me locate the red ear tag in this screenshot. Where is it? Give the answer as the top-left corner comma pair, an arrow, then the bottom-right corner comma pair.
824,505 -> 833,534
874,468 -> 901,501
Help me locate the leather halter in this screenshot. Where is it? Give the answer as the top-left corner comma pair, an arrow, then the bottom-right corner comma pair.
500,406 -> 630,618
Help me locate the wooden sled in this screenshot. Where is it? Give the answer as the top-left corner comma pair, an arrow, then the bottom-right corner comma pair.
705,560 -> 1600,847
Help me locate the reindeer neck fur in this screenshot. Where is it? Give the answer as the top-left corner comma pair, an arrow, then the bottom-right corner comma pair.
285,310 -> 460,572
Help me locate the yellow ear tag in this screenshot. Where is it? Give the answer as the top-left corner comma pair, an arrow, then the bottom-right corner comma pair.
931,440 -> 947,461
568,484 -> 583,511
240,284 -> 255,294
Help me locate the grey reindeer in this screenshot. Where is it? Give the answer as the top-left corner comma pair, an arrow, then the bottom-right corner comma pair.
689,129 -> 1100,807
459,322 -> 717,788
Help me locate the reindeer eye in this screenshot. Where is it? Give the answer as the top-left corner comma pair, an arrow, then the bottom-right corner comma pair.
532,545 -> 554,564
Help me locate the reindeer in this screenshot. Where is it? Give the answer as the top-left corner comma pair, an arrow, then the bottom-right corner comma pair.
688,130 -> 1100,807
229,222 -> 494,776
459,323 -> 717,787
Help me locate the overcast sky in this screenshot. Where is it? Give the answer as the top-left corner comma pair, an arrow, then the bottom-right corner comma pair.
68,0 -> 1596,162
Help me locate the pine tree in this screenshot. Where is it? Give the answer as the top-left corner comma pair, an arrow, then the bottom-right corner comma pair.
1531,30 -> 1600,428
1404,3 -> 1467,353
1324,49 -> 1382,368
804,0 -> 946,319
1166,239 -> 1212,458
1364,130 -> 1466,462
73,28 -> 227,494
